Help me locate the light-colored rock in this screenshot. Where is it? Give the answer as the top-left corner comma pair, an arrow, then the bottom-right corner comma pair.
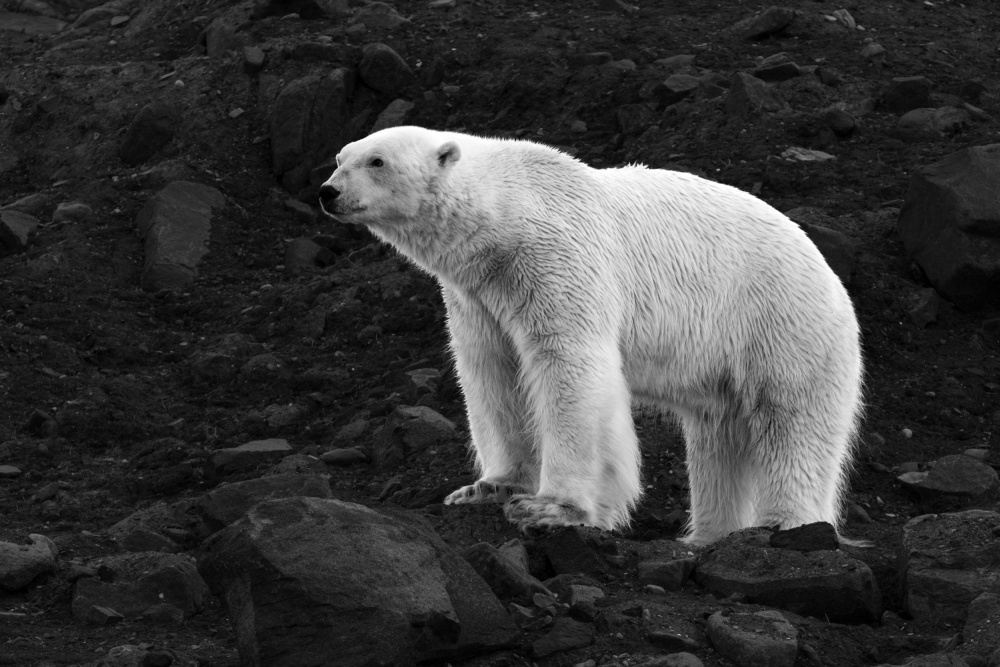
694,527 -> 881,623
198,497 -> 518,666
897,144 -> 1000,310
0,465 -> 22,478
374,405 -> 458,468
52,202 -> 93,225
0,534 -> 58,591
136,181 -> 225,292
899,510 -> 1000,629
706,609 -> 798,667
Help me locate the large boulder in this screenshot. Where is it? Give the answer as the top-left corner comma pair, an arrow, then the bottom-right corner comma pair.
197,497 -> 518,667
270,68 -> 353,192
694,528 -> 881,624
897,144 -> 1000,310
899,510 -> 1000,630
135,181 -> 226,292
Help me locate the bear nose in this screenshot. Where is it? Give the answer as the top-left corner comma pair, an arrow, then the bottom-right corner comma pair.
318,184 -> 340,211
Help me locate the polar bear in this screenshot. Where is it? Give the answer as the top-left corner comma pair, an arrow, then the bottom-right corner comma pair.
318,126 -> 863,546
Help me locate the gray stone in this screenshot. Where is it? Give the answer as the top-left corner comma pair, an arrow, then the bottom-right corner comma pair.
370,99 -> 415,133
243,45 -> 265,74
197,497 -> 518,666
189,333 -> 264,384
768,521 -> 839,551
736,6 -> 797,40
119,527 -> 181,554
195,473 -> 332,532
320,447 -> 368,466
119,101 -> 178,166
897,454 -> 1000,500
694,528 -> 881,624
358,43 -> 415,97
0,534 -> 58,591
239,353 -> 292,384
72,552 -> 208,621
498,538 -> 530,573
727,72 -> 788,116
907,287 -> 942,328
638,557 -> 696,591
898,107 -> 971,136
135,181 -> 225,292
270,69 -> 353,192
0,465 -> 22,478
204,438 -> 293,481
77,604 -> 125,626
374,405 -> 457,468
532,617 -> 594,658
653,74 -> 700,107
785,208 -> 856,286
899,510 -> 1000,629
646,630 -> 703,653
203,19 -> 246,59
462,542 -> 553,604
963,592 -> 1000,659
52,202 -> 93,225
284,237 -> 324,275
883,76 -> 933,114
645,653 -> 704,667
824,107 -> 857,136
538,526 -> 608,577
706,610 -> 798,667
0,209 -> 38,255
353,2 -> 410,29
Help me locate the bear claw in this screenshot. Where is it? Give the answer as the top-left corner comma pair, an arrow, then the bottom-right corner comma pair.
443,479 -> 519,505
504,494 -> 589,530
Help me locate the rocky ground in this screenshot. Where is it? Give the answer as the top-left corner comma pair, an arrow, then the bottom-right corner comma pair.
1,0 -> 1000,666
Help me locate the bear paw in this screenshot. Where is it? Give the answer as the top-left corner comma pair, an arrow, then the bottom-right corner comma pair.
443,479 -> 520,505
504,494 -> 589,530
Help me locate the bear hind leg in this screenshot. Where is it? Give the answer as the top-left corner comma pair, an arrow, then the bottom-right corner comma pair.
679,412 -> 758,546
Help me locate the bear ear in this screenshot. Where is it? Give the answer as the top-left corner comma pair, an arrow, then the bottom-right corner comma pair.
436,141 -> 461,168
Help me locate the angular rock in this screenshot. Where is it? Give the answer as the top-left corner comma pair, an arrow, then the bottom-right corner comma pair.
538,526 -> 608,577
754,54 -> 801,82
119,527 -> 181,554
374,405 -> 458,468
824,107 -> 856,137
462,542 -> 552,604
52,202 -> 93,225
0,209 -> 39,255
203,19 -> 246,59
353,2 -> 410,29
498,538 -> 530,573
77,604 -> 125,626
119,101 -> 178,166
195,473 -> 332,532
284,237 -> 324,275
0,534 -> 58,591
532,617 -> 594,658
899,510 -> 1000,629
694,528 -> 881,623
270,69 -> 353,192
963,592 -> 1000,659
204,438 -> 293,481
897,107 -> 971,136
358,43 -> 415,97
72,553 -> 208,621
883,76 -> 933,115
897,454 -> 999,501
727,72 -> 788,116
737,6 -> 796,40
0,465 -> 22,478
785,208 -> 856,286
897,144 -> 1000,311
135,181 -> 225,292
706,610 -> 797,667
768,521 -> 839,551
638,557 -> 696,591
197,497 -> 518,666
371,98 -> 415,133
320,447 -> 368,466
653,74 -> 700,107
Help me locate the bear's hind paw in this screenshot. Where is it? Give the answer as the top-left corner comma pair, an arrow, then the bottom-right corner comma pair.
443,479 -> 519,505
504,494 -> 590,530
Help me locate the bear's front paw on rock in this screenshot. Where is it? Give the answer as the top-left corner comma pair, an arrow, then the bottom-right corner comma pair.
444,479 -> 520,505
504,494 -> 589,530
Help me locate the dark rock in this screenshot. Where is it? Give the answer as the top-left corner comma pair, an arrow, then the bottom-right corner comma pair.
963,592 -> 1000,659
374,405 -> 457,468
243,46 -> 266,74
695,528 -> 881,624
737,6 -> 796,40
77,604 -> 125,626
784,209 -> 856,286
897,454 -> 1000,500
883,76 -> 933,115
119,101 -> 178,166
538,526 -> 608,577
0,209 -> 39,255
768,521 -> 839,551
195,473 -> 332,532
461,542 -> 553,604
897,144 -> 1000,310
284,237 -> 324,275
189,333 -> 264,384
202,20 -> 246,59
532,617 -> 594,658
0,534 -> 58,591
252,0 -> 331,19
638,557 -> 696,591
197,497 -> 518,666
653,74 -> 700,107
727,72 -> 788,116
135,181 -> 226,292
646,630 -> 703,652
706,609 -> 797,667
358,43 -> 415,97
899,510 -> 1000,629
824,107 -> 856,136
353,2 -> 410,29
72,553 -> 208,621
204,438 -> 293,481
320,447 -> 368,466
370,98 -> 415,133
120,527 -> 181,554
897,107 -> 971,136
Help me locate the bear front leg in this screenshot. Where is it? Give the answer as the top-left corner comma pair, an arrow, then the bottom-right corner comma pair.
440,287 -> 537,506
504,336 -> 643,532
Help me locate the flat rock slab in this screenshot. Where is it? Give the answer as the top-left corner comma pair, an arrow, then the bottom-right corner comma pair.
962,592 -> 1000,659
897,143 -> 1000,310
136,181 -> 225,292
197,497 -> 517,667
694,528 -> 881,623
532,617 -> 594,658
0,12 -> 66,34
375,405 -> 458,468
897,454 -> 1000,501
899,509 -> 1000,629
706,610 -> 798,667
462,541 -> 552,604
72,552 -> 208,622
0,534 -> 57,591
204,438 -> 292,481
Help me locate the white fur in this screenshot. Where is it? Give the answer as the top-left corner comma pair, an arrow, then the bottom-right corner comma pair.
321,126 -> 863,545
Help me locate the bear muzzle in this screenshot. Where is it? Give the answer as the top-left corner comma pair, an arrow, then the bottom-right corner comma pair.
318,184 -> 340,215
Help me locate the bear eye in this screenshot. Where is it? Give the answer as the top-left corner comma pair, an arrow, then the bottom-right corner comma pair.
370,158 -> 384,168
